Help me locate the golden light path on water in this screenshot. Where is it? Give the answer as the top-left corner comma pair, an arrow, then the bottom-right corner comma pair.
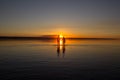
58,34 -> 65,52
60,39 -> 63,46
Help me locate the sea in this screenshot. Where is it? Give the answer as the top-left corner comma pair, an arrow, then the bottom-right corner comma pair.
0,39 -> 120,80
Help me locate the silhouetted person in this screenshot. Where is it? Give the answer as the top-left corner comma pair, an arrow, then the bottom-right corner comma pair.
57,35 -> 60,45
63,37 -> 66,45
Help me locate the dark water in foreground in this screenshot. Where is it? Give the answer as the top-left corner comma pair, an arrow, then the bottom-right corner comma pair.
0,40 -> 120,80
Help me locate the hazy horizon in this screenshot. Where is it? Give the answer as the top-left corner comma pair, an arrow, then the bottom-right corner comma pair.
0,35 -> 119,39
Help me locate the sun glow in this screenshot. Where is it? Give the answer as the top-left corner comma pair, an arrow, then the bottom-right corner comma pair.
59,34 -> 63,38
60,39 -> 63,45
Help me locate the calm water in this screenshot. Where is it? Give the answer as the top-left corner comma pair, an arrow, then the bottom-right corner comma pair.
0,40 -> 120,80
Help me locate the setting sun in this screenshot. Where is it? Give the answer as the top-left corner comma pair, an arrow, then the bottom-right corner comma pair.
59,34 -> 63,38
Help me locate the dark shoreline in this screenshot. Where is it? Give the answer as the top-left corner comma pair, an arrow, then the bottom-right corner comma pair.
0,36 -> 119,40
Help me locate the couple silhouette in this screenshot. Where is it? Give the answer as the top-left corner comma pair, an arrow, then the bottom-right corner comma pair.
57,35 -> 66,58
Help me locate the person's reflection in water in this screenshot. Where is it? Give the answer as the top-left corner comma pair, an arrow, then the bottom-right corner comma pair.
57,44 -> 60,57
62,44 -> 65,58
57,35 -> 66,58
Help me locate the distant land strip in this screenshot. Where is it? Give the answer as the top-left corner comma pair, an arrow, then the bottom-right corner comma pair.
0,36 -> 119,40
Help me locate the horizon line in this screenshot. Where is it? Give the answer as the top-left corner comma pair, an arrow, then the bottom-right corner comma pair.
0,36 -> 119,40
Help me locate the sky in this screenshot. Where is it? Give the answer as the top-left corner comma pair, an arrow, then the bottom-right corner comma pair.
0,0 -> 120,38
